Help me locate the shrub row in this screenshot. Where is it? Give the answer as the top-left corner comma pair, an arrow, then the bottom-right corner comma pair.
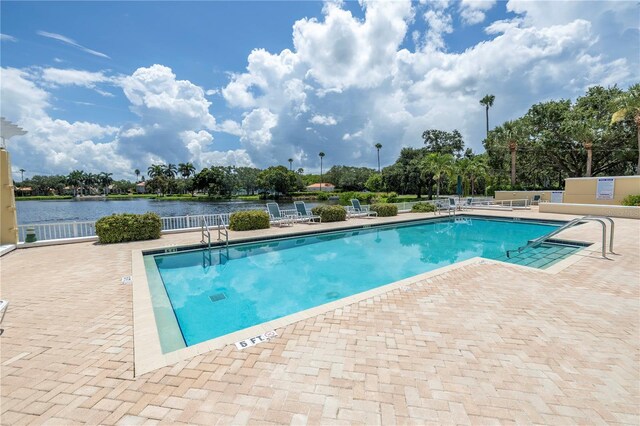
411,202 -> 436,213
622,194 -> 640,206
96,213 -> 162,244
370,203 -> 398,217
311,205 -> 347,222
229,210 -> 270,231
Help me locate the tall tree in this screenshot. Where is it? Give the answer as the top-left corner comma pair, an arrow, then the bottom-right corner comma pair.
422,129 -> 464,157
479,94 -> 495,138
288,158 -> 293,171
611,83 -> 640,174
19,168 -> 25,182
163,163 -> 177,179
422,153 -> 454,197
67,170 -> 85,197
147,164 -> 164,178
375,143 -> 382,173
98,172 -> 113,195
319,152 -> 325,191
134,168 -> 140,182
178,162 -> 196,179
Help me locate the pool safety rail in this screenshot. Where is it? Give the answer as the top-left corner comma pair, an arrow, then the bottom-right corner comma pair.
506,216 -> 615,259
200,214 -> 229,249
16,198 -> 495,243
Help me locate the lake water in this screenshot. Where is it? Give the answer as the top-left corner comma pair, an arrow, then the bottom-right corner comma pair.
16,199 -> 327,225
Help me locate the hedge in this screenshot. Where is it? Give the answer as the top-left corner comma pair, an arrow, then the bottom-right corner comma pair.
229,210 -> 270,231
622,194 -> 640,206
95,213 -> 161,244
311,205 -> 347,222
370,203 -> 398,217
316,192 -> 330,201
411,202 -> 436,213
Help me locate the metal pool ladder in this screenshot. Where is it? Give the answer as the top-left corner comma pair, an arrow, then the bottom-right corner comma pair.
200,214 -> 229,249
506,216 -> 615,259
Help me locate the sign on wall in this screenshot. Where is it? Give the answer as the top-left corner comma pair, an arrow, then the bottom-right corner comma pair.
596,178 -> 615,200
550,191 -> 564,203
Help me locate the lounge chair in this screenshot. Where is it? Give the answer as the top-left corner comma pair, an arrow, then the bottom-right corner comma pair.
294,201 -> 321,223
532,194 -> 541,205
460,197 -> 474,210
448,197 -> 461,211
349,199 -> 378,218
266,202 -> 294,227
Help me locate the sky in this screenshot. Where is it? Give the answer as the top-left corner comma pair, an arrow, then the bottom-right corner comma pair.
1,0 -> 638,181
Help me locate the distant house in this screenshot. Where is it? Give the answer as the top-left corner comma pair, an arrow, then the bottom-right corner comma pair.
136,181 -> 146,194
306,183 -> 335,192
15,186 -> 32,196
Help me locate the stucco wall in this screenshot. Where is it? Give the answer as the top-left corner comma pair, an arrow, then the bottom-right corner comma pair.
0,149 -> 18,244
539,202 -> 640,219
494,190 -> 559,203
563,176 -> 640,205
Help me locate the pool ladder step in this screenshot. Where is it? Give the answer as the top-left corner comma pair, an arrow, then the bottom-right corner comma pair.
506,216 -> 615,259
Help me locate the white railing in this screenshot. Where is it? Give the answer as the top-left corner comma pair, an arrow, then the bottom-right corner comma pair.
18,221 -> 97,242
18,213 -> 232,243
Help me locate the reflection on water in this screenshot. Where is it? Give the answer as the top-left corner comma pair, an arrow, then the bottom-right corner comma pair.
16,198 -> 327,224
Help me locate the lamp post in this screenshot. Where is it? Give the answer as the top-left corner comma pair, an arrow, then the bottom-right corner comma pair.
319,152 -> 325,192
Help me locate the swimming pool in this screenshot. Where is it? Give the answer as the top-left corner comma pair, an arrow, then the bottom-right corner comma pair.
144,216 -> 584,349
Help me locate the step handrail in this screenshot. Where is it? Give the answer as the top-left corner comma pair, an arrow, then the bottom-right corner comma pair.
215,214 -> 229,247
200,216 -> 211,249
506,216 -> 614,259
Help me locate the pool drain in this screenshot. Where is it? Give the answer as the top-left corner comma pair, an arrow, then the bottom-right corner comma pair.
209,293 -> 227,302
326,291 -> 339,299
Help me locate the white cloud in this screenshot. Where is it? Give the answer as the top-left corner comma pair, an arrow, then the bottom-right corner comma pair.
239,108 -> 278,149
1,34 -> 17,42
37,31 -> 110,59
120,64 -> 216,129
217,0 -> 635,172
424,9 -> 453,50
0,67 -> 127,177
41,68 -> 111,88
459,0 -> 496,25
310,114 -> 337,126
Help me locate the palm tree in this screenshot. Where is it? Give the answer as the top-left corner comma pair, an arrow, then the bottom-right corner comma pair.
501,121 -> 523,187
178,162 -> 196,179
19,168 -> 25,182
319,152 -> 325,191
467,156 -> 489,195
611,83 -> 640,174
67,170 -> 85,197
570,120 -> 596,177
147,164 -> 164,178
423,153 -> 454,198
163,163 -> 177,179
98,172 -> 113,195
479,94 -> 495,139
288,158 -> 293,171
134,168 -> 140,182
375,143 -> 382,173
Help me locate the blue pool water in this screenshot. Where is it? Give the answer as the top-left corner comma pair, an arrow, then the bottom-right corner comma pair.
150,217 -> 574,347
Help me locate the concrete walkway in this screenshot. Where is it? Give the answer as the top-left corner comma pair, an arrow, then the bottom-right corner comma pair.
1,211 -> 638,424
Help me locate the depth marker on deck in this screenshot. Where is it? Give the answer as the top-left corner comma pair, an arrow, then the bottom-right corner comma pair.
235,330 -> 278,350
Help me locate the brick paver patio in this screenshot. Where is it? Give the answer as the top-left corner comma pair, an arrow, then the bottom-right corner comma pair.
1,211 -> 639,425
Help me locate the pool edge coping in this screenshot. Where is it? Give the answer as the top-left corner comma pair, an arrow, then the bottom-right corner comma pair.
132,212 -> 597,376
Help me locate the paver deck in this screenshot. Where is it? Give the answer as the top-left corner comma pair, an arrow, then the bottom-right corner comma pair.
1,210 -> 639,425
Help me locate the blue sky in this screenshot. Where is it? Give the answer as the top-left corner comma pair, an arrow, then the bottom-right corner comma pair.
1,1 -> 638,180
